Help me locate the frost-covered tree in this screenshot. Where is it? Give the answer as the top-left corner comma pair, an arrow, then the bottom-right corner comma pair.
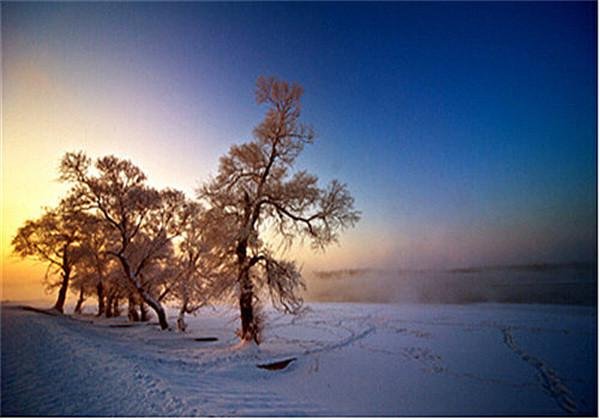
126,231 -> 177,322
12,204 -> 92,313
165,202 -> 231,332
200,76 -> 360,343
102,266 -> 128,318
59,153 -> 192,329
71,214 -> 116,316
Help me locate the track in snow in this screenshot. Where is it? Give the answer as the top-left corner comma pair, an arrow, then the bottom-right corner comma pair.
501,327 -> 578,414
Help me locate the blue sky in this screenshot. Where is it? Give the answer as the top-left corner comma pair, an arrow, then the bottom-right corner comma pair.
3,2 -> 597,277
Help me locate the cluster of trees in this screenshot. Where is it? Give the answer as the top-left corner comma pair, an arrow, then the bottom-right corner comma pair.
12,77 -> 360,343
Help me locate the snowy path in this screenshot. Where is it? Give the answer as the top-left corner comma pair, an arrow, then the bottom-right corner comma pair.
1,303 -> 596,416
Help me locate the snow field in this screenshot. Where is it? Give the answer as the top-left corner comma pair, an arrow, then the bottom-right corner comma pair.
1,302 -> 596,416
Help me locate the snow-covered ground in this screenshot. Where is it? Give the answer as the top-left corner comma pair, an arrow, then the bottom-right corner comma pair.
1,302 -> 596,416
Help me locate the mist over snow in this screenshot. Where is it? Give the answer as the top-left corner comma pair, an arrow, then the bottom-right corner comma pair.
303,262 -> 597,306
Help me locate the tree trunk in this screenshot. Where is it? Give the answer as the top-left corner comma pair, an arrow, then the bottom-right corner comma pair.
239,265 -> 259,343
177,299 -> 188,332
139,301 -> 150,322
140,291 -> 168,330
113,297 -> 120,316
53,267 -> 70,313
74,287 -> 85,314
116,255 -> 168,329
236,238 -> 259,343
105,292 -> 114,318
128,294 -> 140,322
96,282 -> 105,316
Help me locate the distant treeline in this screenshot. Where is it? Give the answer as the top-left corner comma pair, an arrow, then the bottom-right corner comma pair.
448,261 -> 596,274
314,262 -> 597,278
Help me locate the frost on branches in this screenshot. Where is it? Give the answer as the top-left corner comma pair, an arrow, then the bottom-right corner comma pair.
58,154 -> 193,329
200,76 -> 360,343
11,76 -> 359,343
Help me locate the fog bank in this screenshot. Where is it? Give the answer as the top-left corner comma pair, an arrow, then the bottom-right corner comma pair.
304,263 -> 597,306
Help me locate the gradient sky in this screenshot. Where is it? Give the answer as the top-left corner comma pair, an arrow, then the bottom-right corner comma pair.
2,2 -> 597,301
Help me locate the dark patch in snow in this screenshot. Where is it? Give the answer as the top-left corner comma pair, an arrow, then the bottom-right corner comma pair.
257,358 -> 297,371
194,337 -> 219,342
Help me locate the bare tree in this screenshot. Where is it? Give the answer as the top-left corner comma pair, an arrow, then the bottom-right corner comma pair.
200,76 -> 360,343
59,153 -> 192,329
12,204 -> 92,313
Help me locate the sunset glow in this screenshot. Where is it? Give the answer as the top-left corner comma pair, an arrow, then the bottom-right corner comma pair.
1,3 -> 597,417
2,2 -> 596,302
